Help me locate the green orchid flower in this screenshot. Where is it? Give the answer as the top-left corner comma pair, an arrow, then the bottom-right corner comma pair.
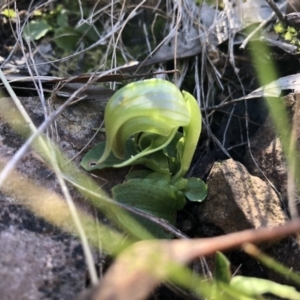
82,78 -> 201,179
81,79 -> 206,237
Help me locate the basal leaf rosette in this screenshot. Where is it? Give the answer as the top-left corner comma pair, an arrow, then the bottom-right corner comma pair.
96,79 -> 191,168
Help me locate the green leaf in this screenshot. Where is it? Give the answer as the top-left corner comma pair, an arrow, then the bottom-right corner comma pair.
112,178 -> 186,238
76,22 -> 99,42
173,178 -> 188,190
81,139 -> 136,171
182,177 -> 207,202
1,9 -> 16,18
81,138 -> 170,174
163,131 -> 183,160
163,131 -> 183,174
23,20 -> 52,41
113,178 -> 186,218
138,150 -> 170,174
125,169 -> 172,182
274,22 -> 286,34
57,9 -> 69,27
125,170 -> 153,180
54,27 -> 80,51
214,252 -> 231,284
231,276 -> 300,299
145,172 -> 171,182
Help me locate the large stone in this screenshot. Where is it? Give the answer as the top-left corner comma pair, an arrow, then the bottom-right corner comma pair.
198,159 -> 287,235
0,226 -> 85,300
243,116 -> 288,206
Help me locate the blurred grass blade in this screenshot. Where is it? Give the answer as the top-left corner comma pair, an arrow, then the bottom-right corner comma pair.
231,276 -> 300,299
243,243 -> 300,286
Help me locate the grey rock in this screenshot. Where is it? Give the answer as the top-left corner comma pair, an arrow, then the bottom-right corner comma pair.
243,116 -> 288,206
0,227 -> 85,300
198,159 -> 287,235
0,95 -> 116,299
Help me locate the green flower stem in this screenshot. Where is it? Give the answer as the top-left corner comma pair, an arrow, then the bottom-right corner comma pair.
172,91 -> 201,181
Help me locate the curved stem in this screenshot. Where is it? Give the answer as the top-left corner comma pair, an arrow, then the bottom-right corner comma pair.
173,91 -> 201,180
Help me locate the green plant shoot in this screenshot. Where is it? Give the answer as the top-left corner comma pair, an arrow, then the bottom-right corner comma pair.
81,79 -> 206,238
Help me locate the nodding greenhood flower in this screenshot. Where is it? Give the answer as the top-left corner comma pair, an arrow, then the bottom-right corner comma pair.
92,78 -> 201,179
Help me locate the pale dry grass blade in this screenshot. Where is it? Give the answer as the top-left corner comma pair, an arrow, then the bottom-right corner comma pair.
0,72 -> 99,284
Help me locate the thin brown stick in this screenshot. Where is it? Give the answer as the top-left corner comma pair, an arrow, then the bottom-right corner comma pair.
265,0 -> 286,23
85,220 -> 300,300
